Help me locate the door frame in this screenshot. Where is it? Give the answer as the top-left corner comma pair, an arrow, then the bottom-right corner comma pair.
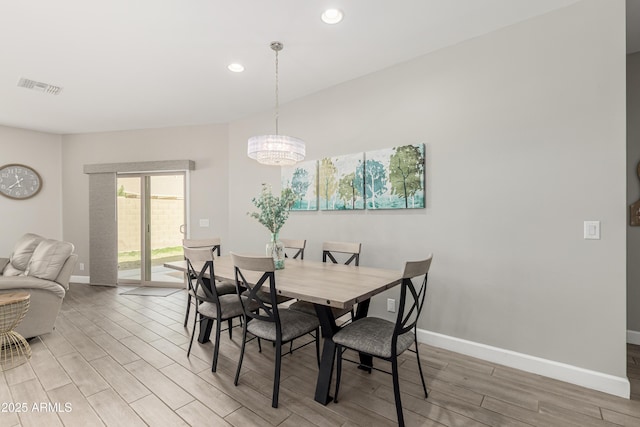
116,171 -> 188,287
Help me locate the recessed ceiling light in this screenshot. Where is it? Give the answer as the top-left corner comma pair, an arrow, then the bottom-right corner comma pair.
321,9 -> 343,24
228,63 -> 245,73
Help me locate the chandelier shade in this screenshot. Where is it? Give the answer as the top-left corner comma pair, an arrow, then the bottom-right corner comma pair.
247,134 -> 305,166
248,41 -> 305,166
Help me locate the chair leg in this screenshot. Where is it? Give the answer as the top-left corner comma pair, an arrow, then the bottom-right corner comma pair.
234,323 -> 248,386
257,337 -> 262,353
414,338 -> 428,398
315,328 -> 320,367
272,340 -> 282,408
183,293 -> 192,327
212,319 -> 221,372
391,356 -> 405,427
228,319 -> 233,339
334,344 -> 343,403
187,309 -> 198,357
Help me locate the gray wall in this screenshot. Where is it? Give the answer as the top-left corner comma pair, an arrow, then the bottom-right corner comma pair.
629,52 -> 640,332
61,124 -> 229,277
0,125 -> 63,254
227,0 -> 627,377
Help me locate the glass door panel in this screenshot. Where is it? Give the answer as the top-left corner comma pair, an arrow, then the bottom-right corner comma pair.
117,173 -> 186,285
117,176 -> 142,282
149,174 -> 185,283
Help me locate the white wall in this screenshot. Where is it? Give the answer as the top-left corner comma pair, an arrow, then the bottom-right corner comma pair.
628,52 -> 640,334
228,0 -> 627,381
0,125 -> 63,254
61,124 -> 229,277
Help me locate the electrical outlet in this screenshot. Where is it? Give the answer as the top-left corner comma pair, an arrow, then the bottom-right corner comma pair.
387,298 -> 396,313
79,263 -> 85,271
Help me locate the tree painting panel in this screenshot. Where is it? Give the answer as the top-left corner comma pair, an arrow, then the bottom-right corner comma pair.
318,153 -> 364,210
281,160 -> 318,210
364,144 -> 425,209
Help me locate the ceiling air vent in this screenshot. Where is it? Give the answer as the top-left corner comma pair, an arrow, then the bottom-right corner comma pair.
17,77 -> 63,95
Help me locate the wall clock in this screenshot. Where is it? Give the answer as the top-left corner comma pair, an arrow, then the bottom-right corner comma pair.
0,164 -> 42,200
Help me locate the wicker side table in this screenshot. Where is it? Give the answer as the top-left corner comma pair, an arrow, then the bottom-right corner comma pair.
0,292 -> 32,370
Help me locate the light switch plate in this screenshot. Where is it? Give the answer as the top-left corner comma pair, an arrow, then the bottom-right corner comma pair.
584,221 -> 600,240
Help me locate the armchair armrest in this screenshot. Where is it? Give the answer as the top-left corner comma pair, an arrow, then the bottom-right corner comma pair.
0,258 -> 8,274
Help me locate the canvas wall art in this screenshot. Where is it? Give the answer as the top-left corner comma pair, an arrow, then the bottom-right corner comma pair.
318,153 -> 365,211
364,144 -> 425,209
281,160 -> 318,210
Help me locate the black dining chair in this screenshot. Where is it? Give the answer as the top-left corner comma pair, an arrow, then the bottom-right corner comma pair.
289,240 -> 361,320
182,238 -> 236,327
184,247 -> 253,372
280,238 -> 306,260
331,255 -> 433,427
231,252 -> 320,408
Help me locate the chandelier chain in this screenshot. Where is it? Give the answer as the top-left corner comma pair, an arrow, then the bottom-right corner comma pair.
275,47 -> 279,135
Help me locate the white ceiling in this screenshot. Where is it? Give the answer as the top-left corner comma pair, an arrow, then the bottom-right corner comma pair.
0,0 -> 590,134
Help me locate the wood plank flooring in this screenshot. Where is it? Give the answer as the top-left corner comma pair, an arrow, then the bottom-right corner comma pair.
2,283 -> 640,426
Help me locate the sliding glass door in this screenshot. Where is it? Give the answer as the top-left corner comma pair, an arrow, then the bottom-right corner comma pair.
117,173 -> 186,286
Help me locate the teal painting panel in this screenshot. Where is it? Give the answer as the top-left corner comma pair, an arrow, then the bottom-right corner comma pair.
364,144 -> 425,209
318,153 -> 364,211
281,160 -> 318,211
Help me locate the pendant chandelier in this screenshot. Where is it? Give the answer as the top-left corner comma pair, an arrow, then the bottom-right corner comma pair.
247,41 -> 305,166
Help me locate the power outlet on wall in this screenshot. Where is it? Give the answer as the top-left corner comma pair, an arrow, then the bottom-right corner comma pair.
387,298 -> 396,313
79,263 -> 85,271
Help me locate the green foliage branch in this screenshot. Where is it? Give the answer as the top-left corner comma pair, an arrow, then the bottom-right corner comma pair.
248,183 -> 296,234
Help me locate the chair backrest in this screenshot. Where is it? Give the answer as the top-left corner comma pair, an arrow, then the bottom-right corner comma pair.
230,252 -> 283,332
394,255 -> 433,343
183,247 -> 220,305
322,241 -> 361,266
280,238 -> 306,260
183,238 -> 222,257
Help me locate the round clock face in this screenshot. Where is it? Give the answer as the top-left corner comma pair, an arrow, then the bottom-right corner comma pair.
0,164 -> 42,200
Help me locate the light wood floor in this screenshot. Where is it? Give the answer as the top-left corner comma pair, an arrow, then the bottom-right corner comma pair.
3,283 -> 640,426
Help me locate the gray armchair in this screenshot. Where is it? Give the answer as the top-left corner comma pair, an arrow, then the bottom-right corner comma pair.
0,233 -> 77,338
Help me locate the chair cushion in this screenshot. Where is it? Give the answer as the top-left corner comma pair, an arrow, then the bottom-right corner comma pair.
242,289 -> 292,305
288,300 -> 352,319
198,294 -> 248,320
247,309 -> 319,342
25,239 -> 74,281
216,280 -> 237,295
3,233 -> 44,276
191,280 -> 236,298
332,317 -> 415,359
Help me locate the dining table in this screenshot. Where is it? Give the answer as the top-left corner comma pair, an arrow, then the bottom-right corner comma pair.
164,255 -> 402,405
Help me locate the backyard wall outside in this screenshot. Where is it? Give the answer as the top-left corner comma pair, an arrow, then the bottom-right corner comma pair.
117,196 -> 184,252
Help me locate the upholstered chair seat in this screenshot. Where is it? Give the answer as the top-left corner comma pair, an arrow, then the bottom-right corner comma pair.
246,309 -> 319,342
332,317 -> 415,359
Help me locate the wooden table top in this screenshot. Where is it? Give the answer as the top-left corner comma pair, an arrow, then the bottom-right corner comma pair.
165,256 -> 402,309
0,291 -> 30,306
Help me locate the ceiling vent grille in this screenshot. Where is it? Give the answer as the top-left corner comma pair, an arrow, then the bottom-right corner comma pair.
17,77 -> 62,95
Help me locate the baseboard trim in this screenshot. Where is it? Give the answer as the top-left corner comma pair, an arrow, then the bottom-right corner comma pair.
628,330 -> 640,345
70,275 -> 90,284
416,329 -> 630,399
